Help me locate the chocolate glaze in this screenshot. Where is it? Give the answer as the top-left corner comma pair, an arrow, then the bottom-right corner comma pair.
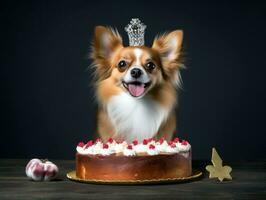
76,152 -> 192,180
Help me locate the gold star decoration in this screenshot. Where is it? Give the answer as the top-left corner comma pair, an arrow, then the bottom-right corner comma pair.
206,148 -> 232,182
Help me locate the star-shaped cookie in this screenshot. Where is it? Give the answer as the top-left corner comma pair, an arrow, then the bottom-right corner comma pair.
206,148 -> 232,182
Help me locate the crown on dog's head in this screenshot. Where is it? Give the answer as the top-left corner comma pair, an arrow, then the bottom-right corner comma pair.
125,18 -> 146,46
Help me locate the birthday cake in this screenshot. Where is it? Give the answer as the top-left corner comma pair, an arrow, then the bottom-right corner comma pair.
75,138 -> 192,180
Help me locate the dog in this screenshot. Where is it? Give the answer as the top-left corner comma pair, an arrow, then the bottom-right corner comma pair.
90,26 -> 184,142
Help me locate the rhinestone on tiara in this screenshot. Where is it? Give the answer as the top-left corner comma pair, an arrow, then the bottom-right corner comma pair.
125,18 -> 146,46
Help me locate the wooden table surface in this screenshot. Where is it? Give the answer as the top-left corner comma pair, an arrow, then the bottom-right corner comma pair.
0,159 -> 265,199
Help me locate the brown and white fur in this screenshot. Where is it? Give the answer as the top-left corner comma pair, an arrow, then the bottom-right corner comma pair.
90,26 -> 184,142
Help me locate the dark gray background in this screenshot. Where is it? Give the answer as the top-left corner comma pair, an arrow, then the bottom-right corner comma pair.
1,1 -> 266,160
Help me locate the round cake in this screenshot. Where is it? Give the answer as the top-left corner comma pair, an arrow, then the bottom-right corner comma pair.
75,138 -> 192,180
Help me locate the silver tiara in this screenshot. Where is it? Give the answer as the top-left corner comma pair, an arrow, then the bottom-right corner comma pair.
125,18 -> 146,46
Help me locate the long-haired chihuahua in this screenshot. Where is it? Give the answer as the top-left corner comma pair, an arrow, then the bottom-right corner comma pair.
90,24 -> 184,142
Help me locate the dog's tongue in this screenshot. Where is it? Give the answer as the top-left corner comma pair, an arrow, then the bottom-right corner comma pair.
128,83 -> 145,97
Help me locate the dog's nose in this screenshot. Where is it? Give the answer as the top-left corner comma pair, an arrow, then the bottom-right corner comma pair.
131,68 -> 142,79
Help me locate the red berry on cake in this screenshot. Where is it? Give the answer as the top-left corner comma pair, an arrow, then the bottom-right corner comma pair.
159,137 -> 165,144
143,139 -> 148,145
173,137 -> 179,143
103,144 -> 109,149
78,142 -> 84,147
149,144 -> 155,149
86,140 -> 94,148
168,141 -> 174,146
181,140 -> 188,145
116,139 -> 124,144
107,138 -> 114,143
127,145 -> 133,150
170,143 -> 176,148
96,138 -> 102,143
132,140 -> 138,146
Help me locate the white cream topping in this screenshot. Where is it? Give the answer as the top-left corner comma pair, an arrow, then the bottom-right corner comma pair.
107,141 -> 116,152
76,139 -> 191,156
133,144 -> 148,153
123,149 -> 136,156
166,145 -> 179,153
76,146 -> 87,154
114,144 -> 124,153
100,148 -> 114,156
147,148 -> 159,155
156,140 -> 169,152
83,146 -> 94,154
93,142 -> 103,154
177,142 -> 191,152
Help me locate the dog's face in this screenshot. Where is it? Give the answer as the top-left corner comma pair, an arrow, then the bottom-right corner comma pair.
109,46 -> 164,98
91,26 -> 183,100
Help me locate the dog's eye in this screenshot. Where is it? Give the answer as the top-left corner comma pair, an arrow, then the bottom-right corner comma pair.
117,60 -> 127,71
145,62 -> 156,72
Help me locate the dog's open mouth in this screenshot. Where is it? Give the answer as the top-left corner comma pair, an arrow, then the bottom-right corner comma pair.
122,81 -> 151,97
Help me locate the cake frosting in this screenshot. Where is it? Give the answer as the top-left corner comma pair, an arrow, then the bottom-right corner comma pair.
146,144 -> 159,155
75,137 -> 192,181
76,137 -> 191,156
123,145 -> 136,156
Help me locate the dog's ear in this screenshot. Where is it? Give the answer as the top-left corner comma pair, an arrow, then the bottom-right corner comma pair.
92,26 -> 123,60
152,30 -> 183,63
152,30 -> 183,84
91,26 -> 123,80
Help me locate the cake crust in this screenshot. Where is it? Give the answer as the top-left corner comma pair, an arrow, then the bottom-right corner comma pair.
76,152 -> 192,180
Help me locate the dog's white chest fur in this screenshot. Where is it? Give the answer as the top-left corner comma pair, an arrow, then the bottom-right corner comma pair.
106,93 -> 170,142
